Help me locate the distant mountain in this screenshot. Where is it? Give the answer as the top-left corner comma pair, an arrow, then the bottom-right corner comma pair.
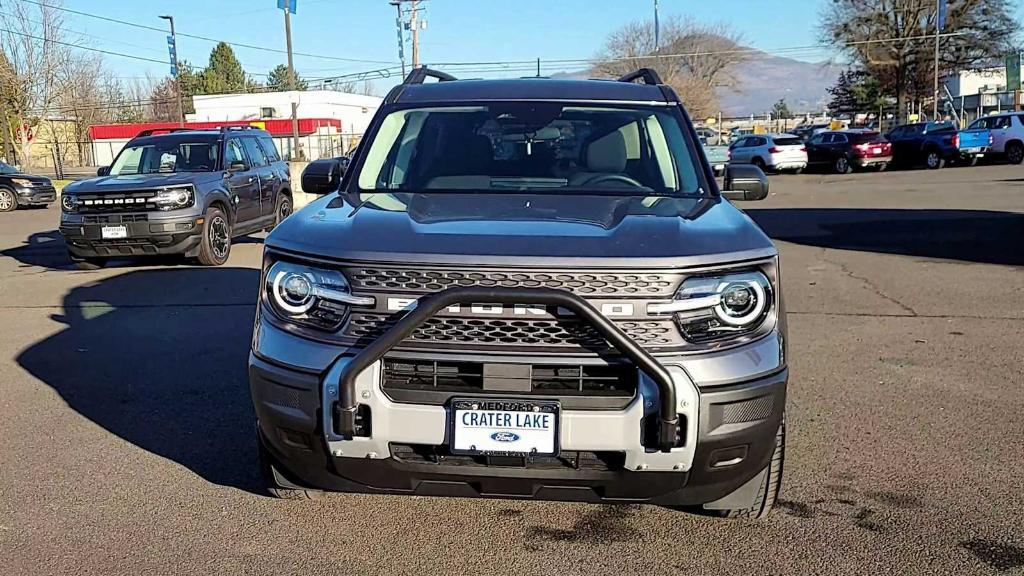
717,52 -> 845,117
550,50 -> 845,117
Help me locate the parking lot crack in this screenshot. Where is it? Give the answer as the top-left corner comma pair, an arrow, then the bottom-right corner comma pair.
821,254 -> 918,316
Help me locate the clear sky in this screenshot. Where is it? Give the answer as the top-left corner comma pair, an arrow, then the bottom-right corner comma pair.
33,0 -> 1023,89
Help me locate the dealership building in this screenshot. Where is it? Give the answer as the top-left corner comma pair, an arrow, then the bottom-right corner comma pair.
89,90 -> 383,166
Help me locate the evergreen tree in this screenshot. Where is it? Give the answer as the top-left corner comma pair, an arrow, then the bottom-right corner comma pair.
199,42 -> 250,94
267,64 -> 307,91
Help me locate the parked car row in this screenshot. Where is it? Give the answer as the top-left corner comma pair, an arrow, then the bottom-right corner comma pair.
716,113 -> 1023,175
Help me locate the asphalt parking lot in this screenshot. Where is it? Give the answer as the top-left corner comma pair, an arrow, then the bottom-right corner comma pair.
1,164 -> 1022,575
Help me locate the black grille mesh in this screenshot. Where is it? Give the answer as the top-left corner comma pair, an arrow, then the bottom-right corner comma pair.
712,395 -> 775,425
346,268 -> 679,297
347,313 -> 681,349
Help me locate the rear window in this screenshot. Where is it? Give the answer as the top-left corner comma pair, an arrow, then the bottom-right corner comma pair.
849,132 -> 882,143
356,104 -> 705,197
772,137 -> 802,146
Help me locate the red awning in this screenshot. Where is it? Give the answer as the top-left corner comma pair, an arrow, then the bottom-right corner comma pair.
89,118 -> 342,140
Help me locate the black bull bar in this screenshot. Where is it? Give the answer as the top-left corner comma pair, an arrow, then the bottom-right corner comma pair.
335,287 -> 681,452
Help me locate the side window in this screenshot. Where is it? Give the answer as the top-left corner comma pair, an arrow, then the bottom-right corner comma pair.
995,116 -> 1012,129
808,133 -> 824,145
969,118 -> 988,130
224,139 -> 247,168
730,137 -> 747,149
241,137 -> 268,168
258,136 -> 281,162
909,124 -> 926,136
833,133 -> 848,144
753,137 -> 767,147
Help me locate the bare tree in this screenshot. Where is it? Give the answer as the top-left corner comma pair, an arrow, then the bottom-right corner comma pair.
593,17 -> 748,118
0,0 -> 75,170
822,0 -> 1017,123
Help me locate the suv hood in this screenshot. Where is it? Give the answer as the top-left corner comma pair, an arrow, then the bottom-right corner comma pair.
267,193 -> 776,267
65,173 -> 220,194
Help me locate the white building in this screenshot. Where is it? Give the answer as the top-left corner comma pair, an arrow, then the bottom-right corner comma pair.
944,67 -> 1007,98
188,90 -> 382,136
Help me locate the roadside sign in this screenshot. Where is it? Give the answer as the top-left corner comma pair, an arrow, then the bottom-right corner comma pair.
829,120 -> 843,130
1006,53 -> 1022,91
705,117 -> 717,125
908,113 -> 920,122
167,35 -> 178,78
277,0 -> 297,14
937,0 -> 947,31
753,125 -> 766,134
249,121 -> 266,130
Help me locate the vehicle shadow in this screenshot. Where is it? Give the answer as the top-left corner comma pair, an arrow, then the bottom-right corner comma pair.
746,208 -> 1024,266
1,230 -> 265,270
15,267 -> 266,493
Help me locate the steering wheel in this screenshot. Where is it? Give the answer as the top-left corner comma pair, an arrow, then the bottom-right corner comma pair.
584,174 -> 644,188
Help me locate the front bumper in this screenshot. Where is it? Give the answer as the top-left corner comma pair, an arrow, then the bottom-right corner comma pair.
253,353 -> 785,505
250,305 -> 788,505
59,213 -> 203,258
14,185 -> 56,205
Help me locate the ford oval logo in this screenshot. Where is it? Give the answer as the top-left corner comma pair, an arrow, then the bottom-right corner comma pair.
490,431 -> 520,443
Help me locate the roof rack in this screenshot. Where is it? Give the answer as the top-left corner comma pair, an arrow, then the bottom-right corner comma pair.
403,67 -> 457,85
135,127 -> 193,138
617,68 -> 663,86
220,125 -> 262,132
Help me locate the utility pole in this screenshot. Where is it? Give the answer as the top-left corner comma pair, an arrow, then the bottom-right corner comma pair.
410,0 -> 420,68
933,0 -> 943,120
159,15 -> 185,127
390,1 -> 407,77
654,0 -> 660,50
282,2 -> 301,160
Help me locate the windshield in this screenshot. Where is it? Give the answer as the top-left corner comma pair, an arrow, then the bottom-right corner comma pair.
109,140 -> 220,176
0,162 -> 18,174
355,104 -> 703,197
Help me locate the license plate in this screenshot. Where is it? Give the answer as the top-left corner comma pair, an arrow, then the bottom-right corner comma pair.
965,147 -> 982,153
101,225 -> 128,239
450,399 -> 559,456
872,148 -> 882,154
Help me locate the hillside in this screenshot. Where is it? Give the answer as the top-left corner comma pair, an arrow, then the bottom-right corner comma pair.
717,52 -> 845,116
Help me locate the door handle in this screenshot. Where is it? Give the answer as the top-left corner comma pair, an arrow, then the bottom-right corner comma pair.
247,176 -> 255,183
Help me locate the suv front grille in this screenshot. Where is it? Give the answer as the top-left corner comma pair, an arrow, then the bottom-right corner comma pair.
346,267 -> 679,297
77,191 -> 160,213
346,313 -> 682,350
382,358 -> 638,398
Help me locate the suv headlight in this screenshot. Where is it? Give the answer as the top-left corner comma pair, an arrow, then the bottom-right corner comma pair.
263,260 -> 374,331
61,194 -> 80,212
153,186 -> 194,211
649,270 -> 773,343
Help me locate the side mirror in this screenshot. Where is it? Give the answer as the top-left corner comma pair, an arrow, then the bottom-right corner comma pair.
301,158 -> 344,195
97,166 -> 110,176
228,160 -> 248,172
721,164 -> 769,201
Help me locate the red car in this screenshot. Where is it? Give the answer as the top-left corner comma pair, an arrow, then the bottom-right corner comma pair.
804,130 -> 892,174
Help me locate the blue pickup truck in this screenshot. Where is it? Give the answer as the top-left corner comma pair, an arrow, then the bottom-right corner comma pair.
886,122 -> 991,169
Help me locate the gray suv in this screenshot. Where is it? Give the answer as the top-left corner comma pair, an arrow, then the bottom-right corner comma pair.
250,68 -> 788,518
59,126 -> 292,268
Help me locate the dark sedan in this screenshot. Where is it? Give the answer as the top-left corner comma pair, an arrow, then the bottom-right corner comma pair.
0,162 -> 56,212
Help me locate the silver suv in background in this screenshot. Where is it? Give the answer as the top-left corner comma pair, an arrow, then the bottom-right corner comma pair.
728,134 -> 808,173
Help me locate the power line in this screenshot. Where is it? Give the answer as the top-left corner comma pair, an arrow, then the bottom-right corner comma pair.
19,0 -> 399,65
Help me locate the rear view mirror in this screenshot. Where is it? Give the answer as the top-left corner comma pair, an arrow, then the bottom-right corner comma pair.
301,157 -> 347,195
228,161 -> 248,172
721,164 -> 769,201
97,166 -> 110,176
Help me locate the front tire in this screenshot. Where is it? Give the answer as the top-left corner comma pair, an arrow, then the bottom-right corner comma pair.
1006,141 -> 1024,165
258,433 -> 324,500
68,250 -> 106,270
197,207 -> 231,266
0,187 -> 17,212
713,419 -> 785,519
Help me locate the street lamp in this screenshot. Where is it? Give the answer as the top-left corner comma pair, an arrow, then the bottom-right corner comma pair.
159,15 -> 185,127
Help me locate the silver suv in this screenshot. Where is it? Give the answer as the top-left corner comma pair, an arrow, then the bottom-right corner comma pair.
250,68 -> 788,519
728,133 -> 808,173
